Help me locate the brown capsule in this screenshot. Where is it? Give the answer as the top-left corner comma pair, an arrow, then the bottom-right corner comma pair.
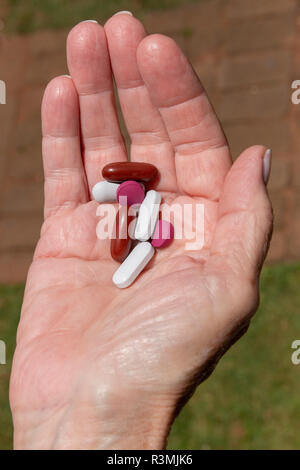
111,206 -> 135,263
102,161 -> 158,184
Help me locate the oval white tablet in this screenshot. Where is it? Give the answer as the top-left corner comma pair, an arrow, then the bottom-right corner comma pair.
134,190 -> 161,241
112,242 -> 155,289
92,181 -> 119,203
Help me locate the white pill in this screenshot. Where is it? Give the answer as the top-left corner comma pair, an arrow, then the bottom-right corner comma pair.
112,242 -> 155,288
134,190 -> 161,241
128,216 -> 138,240
127,204 -> 140,240
92,181 -> 119,203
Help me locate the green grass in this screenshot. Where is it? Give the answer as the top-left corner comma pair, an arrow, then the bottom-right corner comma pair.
0,263 -> 300,449
0,284 -> 24,450
4,0 -> 200,34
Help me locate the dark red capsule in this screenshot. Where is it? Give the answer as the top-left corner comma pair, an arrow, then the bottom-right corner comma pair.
110,206 -> 135,263
102,162 -> 158,184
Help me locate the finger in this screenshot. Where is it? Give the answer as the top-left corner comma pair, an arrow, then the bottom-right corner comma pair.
137,34 -> 232,200
67,21 -> 127,192
104,14 -> 177,192
42,76 -> 88,219
208,146 -> 273,283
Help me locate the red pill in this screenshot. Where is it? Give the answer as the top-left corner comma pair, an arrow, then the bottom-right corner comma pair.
102,162 -> 158,184
151,220 -> 174,248
111,206 -> 134,263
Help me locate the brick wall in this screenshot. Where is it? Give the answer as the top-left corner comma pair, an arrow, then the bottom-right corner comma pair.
0,0 -> 299,282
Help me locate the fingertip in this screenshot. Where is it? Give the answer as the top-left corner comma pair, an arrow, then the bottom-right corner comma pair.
137,34 -> 200,107
238,144 -> 268,161
67,20 -> 106,62
104,11 -> 146,49
105,14 -> 146,88
113,11 -> 133,16
233,145 -> 268,182
67,19 -> 104,46
42,75 -> 79,136
67,20 -> 110,94
105,10 -> 141,34
42,75 -> 76,113
220,145 -> 271,214
137,34 -> 176,66
235,145 -> 272,187
67,20 -> 105,59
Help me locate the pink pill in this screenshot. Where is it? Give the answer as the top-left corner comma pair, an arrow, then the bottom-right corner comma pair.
117,180 -> 145,206
151,220 -> 174,248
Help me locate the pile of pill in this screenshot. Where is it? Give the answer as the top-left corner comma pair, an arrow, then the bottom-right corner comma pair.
92,162 -> 174,289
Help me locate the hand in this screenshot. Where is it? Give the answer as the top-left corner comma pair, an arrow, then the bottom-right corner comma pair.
10,14 -> 273,450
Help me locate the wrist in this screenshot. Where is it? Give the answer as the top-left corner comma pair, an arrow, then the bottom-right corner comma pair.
13,389 -> 174,450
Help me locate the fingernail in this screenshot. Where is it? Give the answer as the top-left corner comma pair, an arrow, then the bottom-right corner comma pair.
80,20 -> 98,23
113,11 -> 133,16
263,149 -> 272,184
61,74 -> 71,78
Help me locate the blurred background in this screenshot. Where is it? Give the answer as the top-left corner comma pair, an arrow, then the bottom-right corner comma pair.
0,0 -> 300,449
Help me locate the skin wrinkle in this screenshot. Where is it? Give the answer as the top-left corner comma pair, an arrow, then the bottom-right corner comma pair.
19,284 -> 113,346
13,406 -> 66,450
141,72 -> 201,110
83,138 -> 125,151
118,86 -> 168,131
157,87 -> 201,111
45,167 -> 84,180
22,267 -> 109,309
101,269 -> 205,344
159,93 -> 213,127
77,88 -> 113,97
130,131 -> 170,145
12,341 -> 75,410
213,212 -> 264,266
16,326 -> 76,353
44,201 -> 82,219
117,82 -> 146,91
43,133 -> 79,140
175,141 -> 228,157
79,97 -> 122,139
164,97 -> 229,154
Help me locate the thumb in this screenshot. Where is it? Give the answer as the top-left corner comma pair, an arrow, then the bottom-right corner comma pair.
208,145 -> 273,282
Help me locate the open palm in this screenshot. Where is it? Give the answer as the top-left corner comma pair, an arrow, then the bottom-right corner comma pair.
10,14 -> 272,449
